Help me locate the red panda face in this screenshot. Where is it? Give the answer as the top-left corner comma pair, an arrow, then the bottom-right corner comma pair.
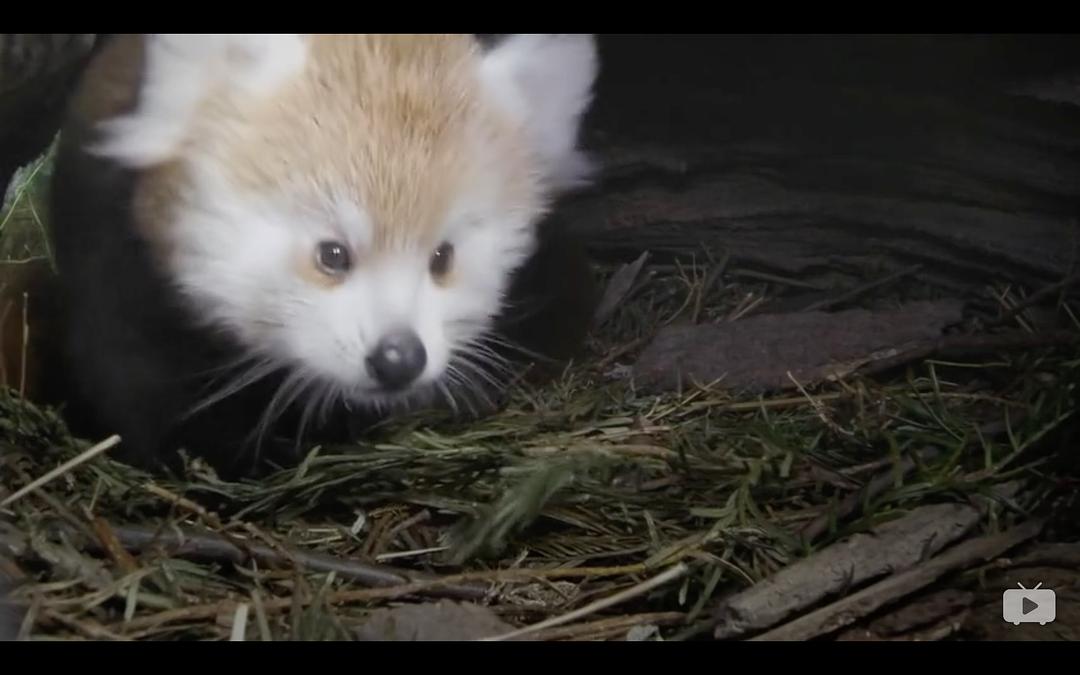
90,34 -> 598,413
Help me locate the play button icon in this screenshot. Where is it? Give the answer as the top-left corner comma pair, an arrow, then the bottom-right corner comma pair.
1003,582 -> 1056,625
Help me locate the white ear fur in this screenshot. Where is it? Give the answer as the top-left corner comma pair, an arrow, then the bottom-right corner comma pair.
91,34 -> 308,168
479,34 -> 599,192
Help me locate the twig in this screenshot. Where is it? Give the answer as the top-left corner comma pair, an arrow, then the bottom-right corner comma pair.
114,601 -> 234,635
370,509 -> 431,559
750,519 -> 1043,640
480,563 -> 689,641
527,611 -> 685,641
309,563 -> 657,609
855,331 -> 1080,379
39,608 -> 131,641
786,370 -> 852,438
19,291 -> 28,398
727,268 -> 826,290
798,447 -> 942,544
374,546 -> 448,563
854,589 -> 974,638
892,609 -> 971,641
140,484 -> 291,578
726,291 -> 768,322
839,607 -> 972,642
691,252 -> 730,323
53,522 -> 486,601
594,335 -> 650,370
803,264 -> 924,313
141,483 -> 223,528
66,522 -> 665,628
0,435 -> 121,508
1008,542 -> 1080,568
229,603 -> 248,642
0,293 -> 12,388
2,462 -> 97,542
249,590 -> 272,642
114,562 -> 658,634
988,271 -> 1080,328
522,443 -> 676,460
88,517 -> 139,575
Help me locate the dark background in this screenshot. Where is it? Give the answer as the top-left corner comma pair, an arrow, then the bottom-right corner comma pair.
522,35 -> 1080,293
591,35 -> 1080,91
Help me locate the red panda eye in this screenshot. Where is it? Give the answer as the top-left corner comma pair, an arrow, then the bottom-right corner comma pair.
429,242 -> 454,280
316,241 -> 351,274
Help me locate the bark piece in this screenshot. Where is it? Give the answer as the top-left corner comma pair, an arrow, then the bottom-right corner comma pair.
712,502 -> 982,640
633,300 -> 964,394
747,519 -> 1043,641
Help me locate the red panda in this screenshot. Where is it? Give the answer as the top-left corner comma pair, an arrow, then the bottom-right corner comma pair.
47,34 -> 600,476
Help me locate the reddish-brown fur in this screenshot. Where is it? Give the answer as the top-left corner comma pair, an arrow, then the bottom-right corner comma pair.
72,35 -> 542,273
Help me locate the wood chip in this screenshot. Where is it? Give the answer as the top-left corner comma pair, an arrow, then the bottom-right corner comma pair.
712,501 -> 983,639
750,519 -> 1043,640
633,300 -> 964,394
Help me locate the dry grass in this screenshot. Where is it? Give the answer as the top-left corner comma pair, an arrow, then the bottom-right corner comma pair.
0,148 -> 1078,641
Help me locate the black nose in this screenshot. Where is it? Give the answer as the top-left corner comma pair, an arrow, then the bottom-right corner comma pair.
366,330 -> 427,390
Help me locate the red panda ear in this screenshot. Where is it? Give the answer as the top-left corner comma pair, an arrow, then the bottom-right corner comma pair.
478,34 -> 599,193
90,34 -> 309,168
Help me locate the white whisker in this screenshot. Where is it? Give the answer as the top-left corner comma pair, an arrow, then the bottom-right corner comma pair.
250,370 -> 312,455
186,357 -> 281,418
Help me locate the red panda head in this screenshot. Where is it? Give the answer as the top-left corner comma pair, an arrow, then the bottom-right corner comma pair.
90,34 -> 598,414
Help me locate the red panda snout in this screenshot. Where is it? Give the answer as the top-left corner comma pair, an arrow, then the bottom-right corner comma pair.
366,329 -> 428,391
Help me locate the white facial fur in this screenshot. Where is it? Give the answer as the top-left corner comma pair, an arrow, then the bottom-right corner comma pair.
169,161 -> 537,407
93,34 -> 599,412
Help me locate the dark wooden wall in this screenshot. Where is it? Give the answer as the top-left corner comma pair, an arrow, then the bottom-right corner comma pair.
562,35 -> 1080,294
